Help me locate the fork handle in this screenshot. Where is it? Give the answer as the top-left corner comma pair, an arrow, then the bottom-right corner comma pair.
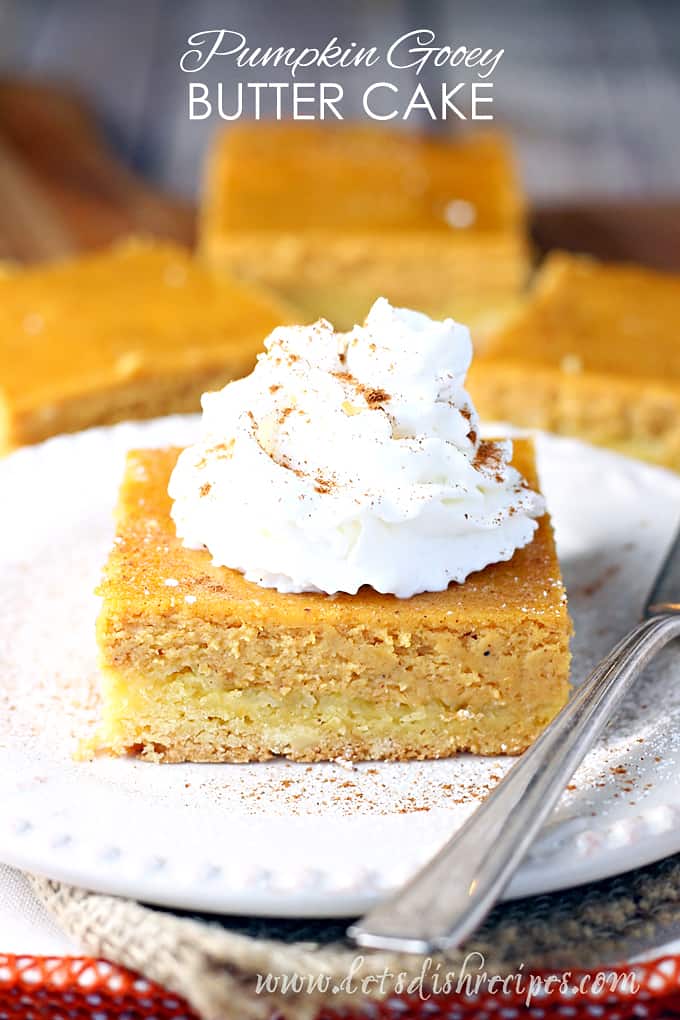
349,613 -> 680,954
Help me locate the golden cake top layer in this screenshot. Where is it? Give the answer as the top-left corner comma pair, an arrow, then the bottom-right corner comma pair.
481,252 -> 680,380
203,123 -> 525,236
98,440 -> 568,630
1,239 -> 294,411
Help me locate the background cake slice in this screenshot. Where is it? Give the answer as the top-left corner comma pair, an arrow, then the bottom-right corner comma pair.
469,252 -> 680,470
0,238 -> 295,454
200,122 -> 530,336
93,440 -> 571,764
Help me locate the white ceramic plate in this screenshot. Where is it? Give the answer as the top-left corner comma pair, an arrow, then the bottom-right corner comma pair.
0,417 -> 679,918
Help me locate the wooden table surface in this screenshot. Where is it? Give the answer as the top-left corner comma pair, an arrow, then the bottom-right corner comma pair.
0,80 -> 194,262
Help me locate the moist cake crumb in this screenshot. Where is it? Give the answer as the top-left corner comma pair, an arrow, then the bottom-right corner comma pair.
92,440 -> 571,763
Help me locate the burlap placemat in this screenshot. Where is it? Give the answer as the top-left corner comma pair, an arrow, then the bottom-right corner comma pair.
30,853 -> 680,1020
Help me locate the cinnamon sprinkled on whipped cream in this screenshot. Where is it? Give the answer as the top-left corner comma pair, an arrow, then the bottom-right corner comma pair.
169,298 -> 545,597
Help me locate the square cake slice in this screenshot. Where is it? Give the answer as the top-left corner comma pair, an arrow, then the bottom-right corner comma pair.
469,252 -> 680,470
0,238 -> 295,454
200,122 -> 530,336
92,439 -> 571,763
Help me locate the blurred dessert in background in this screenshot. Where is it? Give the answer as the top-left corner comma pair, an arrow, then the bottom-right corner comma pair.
0,237 -> 295,454
200,122 -> 529,336
468,252 -> 680,471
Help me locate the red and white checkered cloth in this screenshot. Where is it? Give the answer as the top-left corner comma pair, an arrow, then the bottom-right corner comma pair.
3,865 -> 680,1020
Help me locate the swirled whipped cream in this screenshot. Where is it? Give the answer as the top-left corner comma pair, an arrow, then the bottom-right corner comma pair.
169,298 -> 544,598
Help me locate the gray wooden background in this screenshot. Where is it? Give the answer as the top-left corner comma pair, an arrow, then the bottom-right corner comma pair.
1,0 -> 678,202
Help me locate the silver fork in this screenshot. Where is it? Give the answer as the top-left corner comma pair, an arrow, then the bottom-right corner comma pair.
348,528 -> 680,954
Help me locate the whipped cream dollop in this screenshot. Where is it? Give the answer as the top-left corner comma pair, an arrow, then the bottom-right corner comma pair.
169,298 -> 545,598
